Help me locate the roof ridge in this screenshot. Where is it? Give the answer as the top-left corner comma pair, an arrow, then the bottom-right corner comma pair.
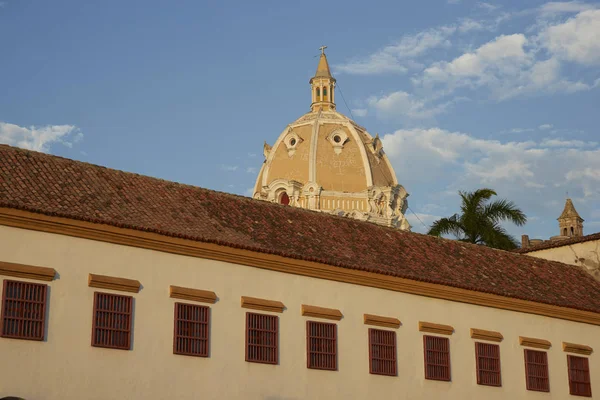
516,231 -> 600,253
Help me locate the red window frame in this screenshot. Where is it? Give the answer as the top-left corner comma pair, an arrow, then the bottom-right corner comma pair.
423,335 -> 451,381
245,312 -> 278,364
0,280 -> 47,341
369,328 -> 397,376
475,342 -> 501,386
173,302 -> 210,357
524,349 -> 550,392
568,355 -> 592,397
307,321 -> 337,370
91,292 -> 133,350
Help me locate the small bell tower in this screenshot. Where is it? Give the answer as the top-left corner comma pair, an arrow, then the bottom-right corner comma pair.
558,198 -> 584,237
310,46 -> 336,112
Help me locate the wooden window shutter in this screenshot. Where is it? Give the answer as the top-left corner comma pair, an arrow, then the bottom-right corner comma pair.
306,321 -> 337,370
91,292 -> 133,350
0,280 -> 47,341
568,355 -> 592,397
369,328 -> 397,376
423,335 -> 451,381
524,349 -> 550,392
475,342 -> 501,386
173,303 -> 210,357
245,312 -> 278,364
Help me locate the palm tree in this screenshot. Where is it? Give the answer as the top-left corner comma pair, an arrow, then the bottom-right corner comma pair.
428,188 -> 527,250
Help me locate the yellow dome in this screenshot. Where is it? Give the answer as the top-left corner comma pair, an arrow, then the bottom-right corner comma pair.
253,49 -> 410,230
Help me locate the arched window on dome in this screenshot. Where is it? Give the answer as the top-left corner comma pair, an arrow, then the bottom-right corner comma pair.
316,88 -> 320,100
563,228 -> 568,236
279,192 -> 290,206
323,87 -> 328,101
571,226 -> 574,236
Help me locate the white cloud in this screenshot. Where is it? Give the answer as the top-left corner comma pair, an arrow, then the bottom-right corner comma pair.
0,121 -> 82,152
541,138 -> 596,147
246,167 -> 258,174
566,167 -> 600,181
458,18 -> 484,33
419,34 -> 530,84
352,108 -> 368,117
415,32 -> 592,100
219,164 -> 238,172
539,1 -> 597,16
541,9 -> 600,66
539,123 -> 553,130
477,2 -> 499,12
382,128 -> 600,212
335,25 -> 459,75
367,91 -> 454,120
405,212 -> 443,234
509,127 -> 536,133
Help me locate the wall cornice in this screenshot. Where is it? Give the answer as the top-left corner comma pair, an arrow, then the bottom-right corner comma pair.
0,260 -> 56,282
419,321 -> 454,335
88,273 -> 141,293
170,285 -> 217,304
520,336 -> 552,349
470,328 -> 503,342
241,296 -> 285,313
2,207 -> 600,326
364,313 -> 401,329
562,342 -> 593,355
301,304 -> 343,321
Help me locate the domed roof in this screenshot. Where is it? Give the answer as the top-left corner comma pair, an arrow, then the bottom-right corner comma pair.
252,49 -> 410,230
254,109 -> 398,195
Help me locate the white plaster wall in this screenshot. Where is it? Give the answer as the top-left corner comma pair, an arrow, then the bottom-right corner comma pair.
528,240 -> 600,280
0,224 -> 599,400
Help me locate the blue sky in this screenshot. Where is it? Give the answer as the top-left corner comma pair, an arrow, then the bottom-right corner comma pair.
1,0 -> 599,240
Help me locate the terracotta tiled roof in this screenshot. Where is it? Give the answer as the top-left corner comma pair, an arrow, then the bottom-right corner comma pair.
516,232 -> 600,253
2,144 -> 600,313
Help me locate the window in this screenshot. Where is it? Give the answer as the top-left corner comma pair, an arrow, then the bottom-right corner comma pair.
524,349 -> 549,392
475,342 -> 501,386
568,355 -> 592,397
316,88 -> 320,97
279,192 -> 290,206
323,88 -> 328,96
91,292 -> 132,350
245,312 -> 278,364
174,303 -> 209,357
423,335 -> 451,381
369,328 -> 397,376
1,280 -> 47,341
307,321 -> 337,370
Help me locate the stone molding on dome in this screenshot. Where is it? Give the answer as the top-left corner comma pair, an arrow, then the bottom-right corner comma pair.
283,129 -> 304,157
302,182 -> 322,210
326,129 -> 349,155
265,179 -> 303,206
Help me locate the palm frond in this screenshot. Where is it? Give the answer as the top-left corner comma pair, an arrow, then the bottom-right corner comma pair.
427,214 -> 464,239
483,199 -> 527,226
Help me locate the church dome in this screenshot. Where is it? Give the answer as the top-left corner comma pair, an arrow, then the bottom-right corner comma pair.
253,48 -> 410,230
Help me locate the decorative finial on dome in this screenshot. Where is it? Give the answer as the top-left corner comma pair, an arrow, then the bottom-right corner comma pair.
310,46 -> 335,111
